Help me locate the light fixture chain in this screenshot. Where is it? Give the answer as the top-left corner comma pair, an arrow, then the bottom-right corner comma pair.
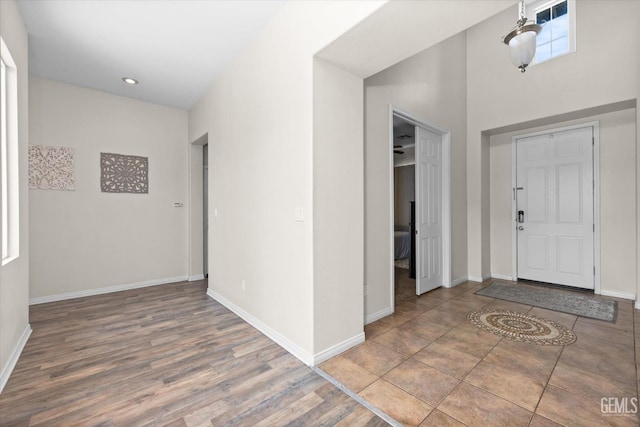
518,0 -> 527,27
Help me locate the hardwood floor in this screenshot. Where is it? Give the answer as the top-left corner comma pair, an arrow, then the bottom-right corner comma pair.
0,280 -> 387,426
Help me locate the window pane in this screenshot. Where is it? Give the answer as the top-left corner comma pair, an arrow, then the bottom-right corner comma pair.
551,36 -> 569,56
1,57 -> 7,260
537,23 -> 552,45
536,8 -> 551,24
550,14 -> 568,40
552,1 -> 568,19
535,42 -> 552,63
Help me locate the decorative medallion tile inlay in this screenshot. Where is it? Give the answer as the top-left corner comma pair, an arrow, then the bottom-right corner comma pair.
28,144 -> 76,191
100,152 -> 148,194
467,308 -> 576,346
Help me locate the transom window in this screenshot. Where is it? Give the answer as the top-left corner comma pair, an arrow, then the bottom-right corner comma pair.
531,0 -> 576,65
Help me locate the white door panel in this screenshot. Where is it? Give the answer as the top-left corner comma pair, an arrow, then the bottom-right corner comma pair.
416,126 -> 443,295
516,127 -> 594,289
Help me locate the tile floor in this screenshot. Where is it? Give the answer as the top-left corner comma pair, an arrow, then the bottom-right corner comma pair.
320,269 -> 640,426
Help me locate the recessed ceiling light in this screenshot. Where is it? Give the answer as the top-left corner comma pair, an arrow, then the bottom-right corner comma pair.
122,77 -> 139,85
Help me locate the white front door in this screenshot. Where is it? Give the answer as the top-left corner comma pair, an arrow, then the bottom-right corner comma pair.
516,126 -> 594,289
415,126 -> 443,295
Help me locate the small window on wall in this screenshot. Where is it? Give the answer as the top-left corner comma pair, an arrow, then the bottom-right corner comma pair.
1,37 -> 19,264
532,0 -> 576,65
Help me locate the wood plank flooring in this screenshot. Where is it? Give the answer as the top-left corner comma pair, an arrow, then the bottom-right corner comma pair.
0,281 -> 387,426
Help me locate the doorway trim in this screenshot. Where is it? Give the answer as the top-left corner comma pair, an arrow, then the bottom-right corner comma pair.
511,121 -> 600,294
188,133 -> 208,282
389,105 -> 451,310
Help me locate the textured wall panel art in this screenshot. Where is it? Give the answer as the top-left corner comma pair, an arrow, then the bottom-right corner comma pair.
28,144 -> 76,191
100,152 -> 149,194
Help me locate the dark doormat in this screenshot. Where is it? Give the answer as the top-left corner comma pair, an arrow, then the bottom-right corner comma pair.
476,281 -> 617,322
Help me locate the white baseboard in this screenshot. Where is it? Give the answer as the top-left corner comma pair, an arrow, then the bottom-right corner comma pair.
29,276 -> 189,305
491,273 -> 515,281
188,274 -> 205,282
467,275 -> 490,283
206,288 -> 314,366
0,324 -> 32,393
600,290 -> 635,301
312,332 -> 365,366
365,306 -> 394,325
449,276 -> 468,287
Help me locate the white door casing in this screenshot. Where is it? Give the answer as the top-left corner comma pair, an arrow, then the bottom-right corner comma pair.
415,126 -> 443,295
516,126 -> 594,289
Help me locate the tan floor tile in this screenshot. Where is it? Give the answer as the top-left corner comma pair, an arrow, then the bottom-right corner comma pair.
573,319 -> 634,347
417,288 -> 456,304
528,306 -> 578,327
559,344 -> 636,387
341,340 -> 407,377
415,296 -> 446,310
414,309 -> 465,328
450,293 -> 494,307
333,403 -> 386,427
395,301 -> 430,318
438,382 -> 533,427
378,311 -> 415,328
372,328 -> 430,356
482,299 -> 534,313
528,414 -> 564,427
419,409 -> 466,426
580,308 -> 634,332
455,281 -> 484,292
364,321 -> 393,340
383,358 -> 459,407
464,360 -> 545,411
359,379 -> 433,426
436,299 -> 483,316
435,323 -> 502,359
413,341 -> 481,380
549,361 -> 637,401
537,384 -> 640,427
395,319 -> 453,342
483,339 -> 560,383
319,355 -> 378,393
356,281 -> 639,427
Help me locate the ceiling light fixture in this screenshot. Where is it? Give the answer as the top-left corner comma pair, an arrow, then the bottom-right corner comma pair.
122,77 -> 139,85
502,0 -> 542,73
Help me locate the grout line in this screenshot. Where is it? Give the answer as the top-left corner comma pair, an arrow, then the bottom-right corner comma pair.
527,311 -> 577,425
312,366 -> 403,427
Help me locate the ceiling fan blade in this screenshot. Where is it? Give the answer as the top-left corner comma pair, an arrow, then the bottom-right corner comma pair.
394,150 -> 405,155
393,144 -> 402,148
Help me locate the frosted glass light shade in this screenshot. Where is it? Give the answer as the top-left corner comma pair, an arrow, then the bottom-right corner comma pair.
509,30 -> 538,68
503,21 -> 542,72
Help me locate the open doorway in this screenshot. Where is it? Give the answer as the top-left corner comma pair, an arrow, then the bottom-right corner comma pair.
392,116 -> 417,304
188,133 -> 208,282
390,108 -> 452,306
203,143 -> 208,278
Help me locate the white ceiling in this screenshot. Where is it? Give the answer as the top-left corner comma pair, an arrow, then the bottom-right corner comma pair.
17,0 -> 286,110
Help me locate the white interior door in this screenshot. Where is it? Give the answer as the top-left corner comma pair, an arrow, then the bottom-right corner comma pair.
415,126 -> 443,295
516,127 -> 594,289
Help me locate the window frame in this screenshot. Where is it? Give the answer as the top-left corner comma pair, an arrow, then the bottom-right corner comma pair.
528,0 -> 576,66
1,37 -> 19,265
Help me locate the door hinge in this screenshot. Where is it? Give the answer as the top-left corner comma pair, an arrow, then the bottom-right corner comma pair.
593,224 -> 595,232
593,266 -> 596,275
